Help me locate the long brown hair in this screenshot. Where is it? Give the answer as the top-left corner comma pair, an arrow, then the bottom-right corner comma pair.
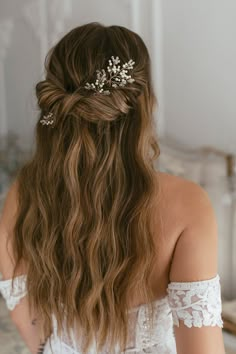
12,22 -> 161,353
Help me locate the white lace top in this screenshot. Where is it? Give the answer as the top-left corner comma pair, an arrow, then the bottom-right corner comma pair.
0,274 -> 224,353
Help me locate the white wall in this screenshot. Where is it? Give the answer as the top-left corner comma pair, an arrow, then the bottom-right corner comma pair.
162,0 -> 236,153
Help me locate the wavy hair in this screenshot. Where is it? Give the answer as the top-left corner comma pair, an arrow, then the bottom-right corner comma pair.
12,22 -> 161,353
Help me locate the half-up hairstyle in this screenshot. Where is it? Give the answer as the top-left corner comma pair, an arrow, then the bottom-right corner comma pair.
12,22 -> 161,353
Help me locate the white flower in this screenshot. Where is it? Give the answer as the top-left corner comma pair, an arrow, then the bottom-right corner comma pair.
85,55 -> 135,95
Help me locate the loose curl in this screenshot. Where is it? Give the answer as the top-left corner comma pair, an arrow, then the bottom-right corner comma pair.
12,22 -> 161,353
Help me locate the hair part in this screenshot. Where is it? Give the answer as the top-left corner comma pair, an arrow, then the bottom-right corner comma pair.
12,22 -> 161,353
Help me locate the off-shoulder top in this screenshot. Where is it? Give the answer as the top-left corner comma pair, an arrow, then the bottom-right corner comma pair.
0,274 -> 224,353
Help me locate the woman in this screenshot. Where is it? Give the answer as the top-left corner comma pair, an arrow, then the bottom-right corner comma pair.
0,22 -> 225,353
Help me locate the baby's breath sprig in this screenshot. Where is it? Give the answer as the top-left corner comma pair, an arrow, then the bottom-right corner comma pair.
85,56 -> 135,95
39,112 -> 54,125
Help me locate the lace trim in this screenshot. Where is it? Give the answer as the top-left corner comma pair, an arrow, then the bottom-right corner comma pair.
0,274 -> 27,310
168,274 -> 220,290
0,272 -> 224,353
167,274 -> 224,328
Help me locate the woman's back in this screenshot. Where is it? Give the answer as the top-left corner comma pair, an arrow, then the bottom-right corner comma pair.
120,170 -> 225,353
127,170 -> 186,309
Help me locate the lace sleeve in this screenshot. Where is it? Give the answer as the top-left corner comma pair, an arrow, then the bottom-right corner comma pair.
0,274 -> 27,310
167,274 -> 224,328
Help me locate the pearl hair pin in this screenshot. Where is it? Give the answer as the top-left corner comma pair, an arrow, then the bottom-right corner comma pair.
85,56 -> 135,95
39,56 -> 135,126
40,112 -> 54,125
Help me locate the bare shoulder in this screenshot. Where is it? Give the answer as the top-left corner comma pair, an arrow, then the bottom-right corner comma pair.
0,179 -> 20,279
156,170 -> 202,199
0,179 -> 19,229
157,170 -> 208,195
156,171 -> 215,225
156,172 -> 219,282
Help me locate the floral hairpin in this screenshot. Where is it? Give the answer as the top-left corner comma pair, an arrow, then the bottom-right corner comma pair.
84,56 -> 135,95
40,112 -> 54,126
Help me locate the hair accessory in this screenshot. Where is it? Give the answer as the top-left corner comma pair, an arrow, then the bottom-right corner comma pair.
40,112 -> 54,126
85,56 -> 135,95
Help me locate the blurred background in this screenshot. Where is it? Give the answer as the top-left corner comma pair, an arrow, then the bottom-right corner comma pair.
0,0 -> 236,353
